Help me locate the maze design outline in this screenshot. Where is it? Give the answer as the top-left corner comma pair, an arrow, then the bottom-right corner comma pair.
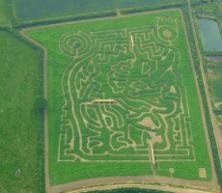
57,17 -> 195,163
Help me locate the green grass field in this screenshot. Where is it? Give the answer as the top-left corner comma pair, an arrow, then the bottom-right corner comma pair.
26,9 -> 212,185
208,68 -> 222,102
0,0 -> 12,26
0,30 -> 44,193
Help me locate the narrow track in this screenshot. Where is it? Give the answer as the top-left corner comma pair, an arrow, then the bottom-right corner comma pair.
20,30 -> 50,193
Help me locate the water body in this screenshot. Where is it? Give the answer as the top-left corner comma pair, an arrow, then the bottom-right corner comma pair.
207,55 -> 222,61
198,19 -> 222,51
87,188 -> 172,193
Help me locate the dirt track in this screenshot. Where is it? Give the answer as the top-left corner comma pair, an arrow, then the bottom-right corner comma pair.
20,30 -> 50,193
20,5 -> 221,193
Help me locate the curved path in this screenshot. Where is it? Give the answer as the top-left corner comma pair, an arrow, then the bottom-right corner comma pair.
48,176 -> 219,193
20,7 -> 220,193
68,184 -> 216,193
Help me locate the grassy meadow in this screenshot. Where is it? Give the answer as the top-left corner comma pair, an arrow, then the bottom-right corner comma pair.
26,9 -> 212,185
208,68 -> 222,102
0,0 -> 13,26
0,30 -> 44,193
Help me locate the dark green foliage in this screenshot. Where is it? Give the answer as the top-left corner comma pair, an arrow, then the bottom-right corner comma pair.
15,11 -> 117,29
34,96 -> 47,113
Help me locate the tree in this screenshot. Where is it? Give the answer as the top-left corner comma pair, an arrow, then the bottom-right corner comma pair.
34,96 -> 47,113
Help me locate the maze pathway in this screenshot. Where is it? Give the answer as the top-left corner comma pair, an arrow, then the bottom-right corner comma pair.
57,17 -> 195,163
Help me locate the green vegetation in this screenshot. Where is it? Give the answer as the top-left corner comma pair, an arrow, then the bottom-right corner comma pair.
193,0 -> 222,185
26,9 -> 212,185
208,68 -> 222,102
86,188 -> 172,193
0,0 -> 13,26
0,29 -> 44,193
207,66 -> 222,131
0,0 -> 220,192
193,0 -> 222,17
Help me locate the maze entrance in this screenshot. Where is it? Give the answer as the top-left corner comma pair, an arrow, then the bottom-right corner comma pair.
58,17 -> 195,163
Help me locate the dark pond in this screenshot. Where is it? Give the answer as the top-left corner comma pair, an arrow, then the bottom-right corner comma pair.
198,19 -> 222,51
207,55 -> 222,61
86,188 -> 172,193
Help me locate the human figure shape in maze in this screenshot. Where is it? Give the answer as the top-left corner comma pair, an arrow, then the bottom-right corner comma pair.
58,17 -> 193,161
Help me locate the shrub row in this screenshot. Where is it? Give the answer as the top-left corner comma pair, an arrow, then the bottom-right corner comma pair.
15,11 -> 116,30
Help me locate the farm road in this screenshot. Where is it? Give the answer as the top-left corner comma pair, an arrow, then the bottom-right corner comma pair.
20,30 -> 50,193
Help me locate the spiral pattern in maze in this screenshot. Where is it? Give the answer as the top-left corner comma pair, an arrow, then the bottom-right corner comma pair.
60,31 -> 93,57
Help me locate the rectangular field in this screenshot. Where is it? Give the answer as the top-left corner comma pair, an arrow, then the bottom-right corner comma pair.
26,9 -> 212,185
207,68 -> 222,102
0,0 -> 12,26
14,0 -> 183,22
0,30 -> 43,193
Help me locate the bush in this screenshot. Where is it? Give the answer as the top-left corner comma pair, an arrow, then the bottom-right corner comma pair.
34,96 -> 47,113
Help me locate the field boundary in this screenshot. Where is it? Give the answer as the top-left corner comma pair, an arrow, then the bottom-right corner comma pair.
20,7 -> 220,193
67,183 -> 216,193
180,1 -> 218,184
13,0 -> 185,28
0,28 -> 45,193
44,176 -> 219,193
20,28 -> 49,193
186,0 -> 222,185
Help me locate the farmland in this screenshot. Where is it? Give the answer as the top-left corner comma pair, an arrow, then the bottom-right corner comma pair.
208,68 -> 222,102
25,9 -> 212,185
0,30 -> 44,193
193,0 -> 222,183
0,0 -> 12,26
1,0 -> 221,192
14,0 -> 184,23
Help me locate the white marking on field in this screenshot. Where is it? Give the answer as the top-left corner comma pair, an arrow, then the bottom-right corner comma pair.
130,34 -> 134,49
199,168 -> 207,178
149,142 -> 155,165
169,168 -> 175,177
170,85 -> 176,94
